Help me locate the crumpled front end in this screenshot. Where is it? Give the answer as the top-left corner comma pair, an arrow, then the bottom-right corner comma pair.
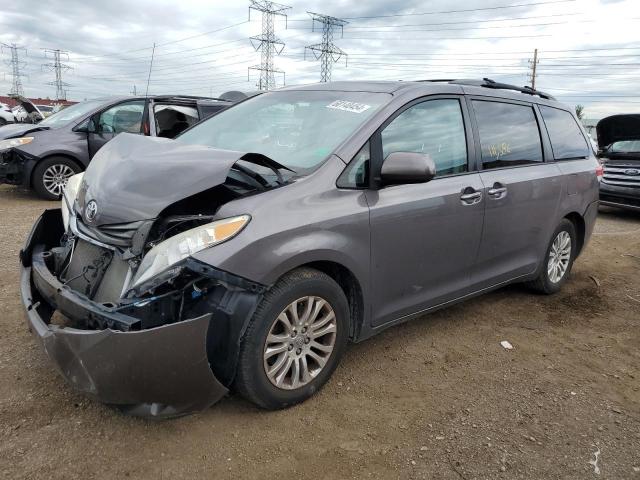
20,209 -> 265,418
0,148 -> 33,186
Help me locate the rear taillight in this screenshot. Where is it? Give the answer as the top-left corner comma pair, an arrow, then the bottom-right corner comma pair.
596,163 -> 604,178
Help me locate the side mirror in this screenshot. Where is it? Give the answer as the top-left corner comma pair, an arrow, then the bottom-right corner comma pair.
380,152 -> 436,185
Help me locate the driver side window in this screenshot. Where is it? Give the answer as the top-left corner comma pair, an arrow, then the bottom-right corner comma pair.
96,101 -> 145,134
381,99 -> 468,177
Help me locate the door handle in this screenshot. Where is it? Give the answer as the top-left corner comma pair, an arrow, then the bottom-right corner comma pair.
487,183 -> 508,199
460,189 -> 482,205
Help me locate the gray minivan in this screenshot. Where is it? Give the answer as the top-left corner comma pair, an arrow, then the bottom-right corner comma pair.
21,79 -> 600,417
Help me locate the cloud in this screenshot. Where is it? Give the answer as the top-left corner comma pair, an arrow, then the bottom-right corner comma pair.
1,0 -> 638,118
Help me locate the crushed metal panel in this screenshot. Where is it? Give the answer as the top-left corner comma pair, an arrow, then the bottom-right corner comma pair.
22,266 -> 228,418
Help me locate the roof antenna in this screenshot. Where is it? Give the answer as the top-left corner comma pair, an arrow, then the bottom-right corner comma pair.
144,42 -> 156,97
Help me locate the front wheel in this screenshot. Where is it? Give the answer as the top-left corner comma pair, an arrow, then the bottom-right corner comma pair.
234,268 -> 350,409
529,219 -> 577,294
32,157 -> 81,200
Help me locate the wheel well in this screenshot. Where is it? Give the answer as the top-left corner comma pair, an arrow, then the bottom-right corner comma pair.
564,212 -> 586,255
30,154 -> 84,187
299,261 -> 364,340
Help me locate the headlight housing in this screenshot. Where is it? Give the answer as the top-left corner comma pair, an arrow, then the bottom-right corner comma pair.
61,173 -> 84,231
0,137 -> 34,151
130,215 -> 251,290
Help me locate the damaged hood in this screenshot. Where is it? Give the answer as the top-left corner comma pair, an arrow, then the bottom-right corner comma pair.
0,123 -> 49,140
596,114 -> 640,148
78,133 -> 257,225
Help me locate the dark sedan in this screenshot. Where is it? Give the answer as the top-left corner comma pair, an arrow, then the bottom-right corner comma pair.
0,95 -> 235,199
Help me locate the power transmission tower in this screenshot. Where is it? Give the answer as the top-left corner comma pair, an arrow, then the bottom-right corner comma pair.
1,43 -> 27,96
528,48 -> 539,89
42,49 -> 72,101
304,12 -> 348,83
248,0 -> 291,90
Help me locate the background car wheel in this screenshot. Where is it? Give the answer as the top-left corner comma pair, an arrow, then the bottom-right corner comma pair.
529,219 -> 577,294
235,267 -> 350,410
32,157 -> 81,200
0,118 -> 7,126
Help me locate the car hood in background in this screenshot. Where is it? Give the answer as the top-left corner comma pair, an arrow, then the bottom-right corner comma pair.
78,133 -> 261,225
0,123 -> 50,140
596,114 -> 640,148
8,94 -> 44,122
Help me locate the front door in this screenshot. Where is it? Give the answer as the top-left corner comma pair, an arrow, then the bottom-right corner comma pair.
87,100 -> 146,158
366,97 -> 485,327
468,99 -> 563,289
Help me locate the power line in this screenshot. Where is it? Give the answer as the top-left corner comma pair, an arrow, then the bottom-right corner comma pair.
248,0 -> 291,90
344,12 -> 581,28
340,0 -> 576,19
304,12 -> 348,82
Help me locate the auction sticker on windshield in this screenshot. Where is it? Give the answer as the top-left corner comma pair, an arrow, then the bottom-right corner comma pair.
326,100 -> 372,114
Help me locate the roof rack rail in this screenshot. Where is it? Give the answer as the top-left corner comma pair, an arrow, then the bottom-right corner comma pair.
419,77 -> 556,100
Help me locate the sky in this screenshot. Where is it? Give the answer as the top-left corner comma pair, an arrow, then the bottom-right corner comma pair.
0,0 -> 638,119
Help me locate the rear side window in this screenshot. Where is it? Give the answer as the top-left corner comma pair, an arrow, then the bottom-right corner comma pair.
381,99 -> 468,177
539,105 -> 590,159
472,101 -> 543,169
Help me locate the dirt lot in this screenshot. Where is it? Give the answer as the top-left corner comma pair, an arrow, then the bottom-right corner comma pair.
0,184 -> 638,480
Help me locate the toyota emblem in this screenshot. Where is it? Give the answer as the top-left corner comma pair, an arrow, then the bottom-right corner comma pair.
85,200 -> 98,223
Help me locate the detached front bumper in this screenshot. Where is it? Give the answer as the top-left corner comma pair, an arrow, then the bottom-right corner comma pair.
19,210 -> 260,418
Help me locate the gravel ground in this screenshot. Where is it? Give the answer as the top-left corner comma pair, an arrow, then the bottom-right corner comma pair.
0,184 -> 639,480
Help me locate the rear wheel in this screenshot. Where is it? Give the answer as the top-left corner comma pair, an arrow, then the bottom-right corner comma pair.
32,157 -> 81,200
0,118 -> 7,126
235,268 -> 349,409
529,219 -> 576,294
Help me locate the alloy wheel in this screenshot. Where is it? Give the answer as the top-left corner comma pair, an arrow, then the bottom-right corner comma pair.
42,164 -> 75,197
263,296 -> 337,390
547,231 -> 572,283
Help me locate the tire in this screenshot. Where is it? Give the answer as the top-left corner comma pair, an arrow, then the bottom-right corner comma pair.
0,118 -> 7,126
529,219 -> 577,294
32,157 -> 81,200
235,267 -> 350,410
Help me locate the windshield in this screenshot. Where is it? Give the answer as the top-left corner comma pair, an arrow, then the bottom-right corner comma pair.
610,140 -> 640,153
177,90 -> 390,172
39,99 -> 107,128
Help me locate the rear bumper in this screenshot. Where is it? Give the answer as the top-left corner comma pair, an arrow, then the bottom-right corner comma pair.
19,210 -> 239,418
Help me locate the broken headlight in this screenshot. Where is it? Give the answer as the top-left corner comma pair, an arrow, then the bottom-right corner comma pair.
61,173 -> 84,231
0,136 -> 34,151
130,215 -> 250,289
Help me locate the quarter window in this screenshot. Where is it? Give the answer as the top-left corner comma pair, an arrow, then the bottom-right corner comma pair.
338,142 -> 370,189
539,105 -> 590,159
472,101 -> 543,169
381,99 -> 468,177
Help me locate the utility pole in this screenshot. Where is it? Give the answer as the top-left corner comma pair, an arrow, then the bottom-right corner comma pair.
528,48 -> 539,90
305,12 -> 348,83
43,49 -> 71,102
1,43 -> 27,96
131,84 -> 137,96
248,0 -> 291,91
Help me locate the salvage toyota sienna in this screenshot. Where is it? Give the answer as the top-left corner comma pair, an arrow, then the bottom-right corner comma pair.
20,79 -> 600,417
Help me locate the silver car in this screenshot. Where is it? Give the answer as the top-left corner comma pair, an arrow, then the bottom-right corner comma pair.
20,79 -> 600,417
